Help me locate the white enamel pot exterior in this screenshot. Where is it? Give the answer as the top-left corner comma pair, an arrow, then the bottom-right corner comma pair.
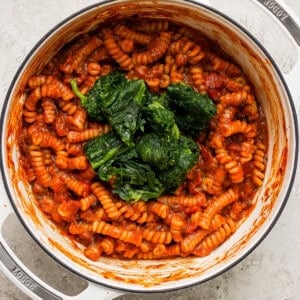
0,1 -> 299,299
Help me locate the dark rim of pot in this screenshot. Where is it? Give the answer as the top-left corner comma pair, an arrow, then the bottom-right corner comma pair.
0,0 -> 298,294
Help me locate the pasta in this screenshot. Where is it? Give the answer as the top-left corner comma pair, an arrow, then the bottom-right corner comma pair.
138,20 -> 169,33
192,218 -> 236,256
18,17 -> 268,260
132,32 -> 172,65
252,143 -> 266,186
114,24 -> 152,45
103,29 -> 134,70
28,145 -> 52,187
91,182 -> 122,220
59,36 -> 103,74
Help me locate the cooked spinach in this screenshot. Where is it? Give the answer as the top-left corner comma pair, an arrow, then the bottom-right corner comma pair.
73,72 -> 216,202
159,135 -> 199,191
136,132 -> 180,171
109,159 -> 164,202
167,83 -> 217,137
84,131 -> 129,169
72,71 -> 147,146
89,138 -> 164,201
101,78 -> 147,147
143,98 -> 179,139
70,79 -> 105,122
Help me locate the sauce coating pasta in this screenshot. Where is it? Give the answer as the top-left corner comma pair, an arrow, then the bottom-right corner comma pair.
18,18 -> 267,260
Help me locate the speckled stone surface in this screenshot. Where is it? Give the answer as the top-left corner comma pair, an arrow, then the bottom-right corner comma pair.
0,1 -> 299,299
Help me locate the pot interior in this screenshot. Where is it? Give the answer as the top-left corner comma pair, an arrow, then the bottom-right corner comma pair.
2,0 -> 297,292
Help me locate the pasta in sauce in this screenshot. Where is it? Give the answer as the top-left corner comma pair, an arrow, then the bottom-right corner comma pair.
19,18 -> 267,260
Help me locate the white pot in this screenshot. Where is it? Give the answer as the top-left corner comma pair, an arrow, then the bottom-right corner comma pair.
0,1 -> 299,299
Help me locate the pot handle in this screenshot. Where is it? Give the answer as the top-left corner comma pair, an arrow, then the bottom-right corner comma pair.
0,242 -> 123,300
256,0 -> 300,109
0,187 -> 123,300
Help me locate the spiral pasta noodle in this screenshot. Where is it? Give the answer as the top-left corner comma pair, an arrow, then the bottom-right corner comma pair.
60,36 -> 102,74
132,31 -> 172,65
114,24 -> 152,45
138,20 -> 169,33
252,143 -> 266,186
103,29 -> 134,70
192,218 -> 236,256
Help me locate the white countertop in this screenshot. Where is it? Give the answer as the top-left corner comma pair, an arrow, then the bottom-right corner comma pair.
0,1 -> 299,299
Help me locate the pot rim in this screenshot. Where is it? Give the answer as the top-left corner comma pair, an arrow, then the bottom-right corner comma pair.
0,0 -> 298,293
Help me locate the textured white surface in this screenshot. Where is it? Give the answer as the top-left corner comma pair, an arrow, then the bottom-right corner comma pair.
0,1 -> 300,299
